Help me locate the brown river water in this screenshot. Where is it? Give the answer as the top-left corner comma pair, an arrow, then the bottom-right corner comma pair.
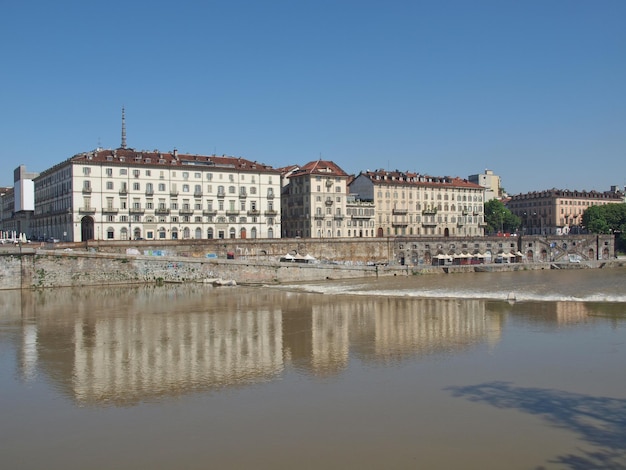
1,268 -> 625,469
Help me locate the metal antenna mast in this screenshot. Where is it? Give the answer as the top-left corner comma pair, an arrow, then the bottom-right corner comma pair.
121,107 -> 127,149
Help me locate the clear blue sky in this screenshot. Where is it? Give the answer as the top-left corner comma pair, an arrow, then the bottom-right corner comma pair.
2,0 -> 625,194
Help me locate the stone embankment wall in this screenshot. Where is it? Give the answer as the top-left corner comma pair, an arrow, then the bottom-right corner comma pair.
0,249 -> 382,290
0,234 -> 618,290
84,233 -> 614,265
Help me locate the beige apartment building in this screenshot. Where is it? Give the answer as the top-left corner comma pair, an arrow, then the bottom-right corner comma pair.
32,148 -> 282,242
348,170 -> 486,237
281,160 -> 351,238
468,169 -> 502,200
507,187 -> 625,235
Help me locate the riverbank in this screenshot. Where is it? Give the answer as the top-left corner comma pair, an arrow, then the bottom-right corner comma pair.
1,247 -> 624,290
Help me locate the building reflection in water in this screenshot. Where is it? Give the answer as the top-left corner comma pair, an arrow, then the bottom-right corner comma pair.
0,285 -> 599,407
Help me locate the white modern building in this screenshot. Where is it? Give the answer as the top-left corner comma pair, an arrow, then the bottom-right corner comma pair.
0,166 -> 38,240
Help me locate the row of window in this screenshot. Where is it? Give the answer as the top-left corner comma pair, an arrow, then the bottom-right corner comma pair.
94,166 -> 274,184
381,215 -> 482,224
376,191 -> 483,202
106,226 -> 275,240
102,214 -> 276,225
386,203 -> 482,212
86,180 -> 275,197
99,198 -> 275,213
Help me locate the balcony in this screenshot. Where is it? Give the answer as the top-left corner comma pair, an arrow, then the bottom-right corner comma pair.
82,187 -> 92,194
145,188 -> 154,196
203,210 -> 217,216
325,199 -> 333,206
170,190 -> 179,196
225,210 -> 240,216
119,188 -> 128,195
266,192 -> 275,199
217,191 -> 226,198
79,207 -> 97,214
194,191 -> 203,197
392,208 -> 408,215
239,191 -> 247,199
129,207 -> 145,214
422,220 -> 437,227
264,210 -> 278,216
333,213 -> 344,220
314,213 -> 325,219
422,208 -> 437,215
155,208 -> 170,215
247,209 -> 261,216
179,208 -> 194,215
392,220 -> 408,227
102,207 -> 119,214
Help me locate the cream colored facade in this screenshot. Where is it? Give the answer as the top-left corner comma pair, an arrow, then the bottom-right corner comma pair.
349,170 -> 486,237
281,160 -> 350,238
32,148 -> 281,242
345,195 -> 376,238
468,169 -> 501,200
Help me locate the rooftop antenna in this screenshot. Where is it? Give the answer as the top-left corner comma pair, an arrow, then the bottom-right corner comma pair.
121,106 -> 127,149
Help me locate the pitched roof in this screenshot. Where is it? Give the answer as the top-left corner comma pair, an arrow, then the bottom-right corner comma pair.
289,160 -> 349,178
64,148 -> 280,174
357,169 -> 483,190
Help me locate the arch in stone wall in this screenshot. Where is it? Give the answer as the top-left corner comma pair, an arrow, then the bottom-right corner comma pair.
80,216 -> 94,241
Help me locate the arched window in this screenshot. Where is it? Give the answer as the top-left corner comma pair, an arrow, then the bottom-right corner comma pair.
171,227 -> 178,239
250,227 -> 257,238
158,227 -> 166,239
195,227 -> 202,239
267,227 -> 274,238
183,227 -> 190,239
229,228 -> 236,238
120,227 -> 128,240
207,228 -> 214,239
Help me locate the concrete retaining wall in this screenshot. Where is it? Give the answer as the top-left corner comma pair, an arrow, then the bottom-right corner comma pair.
0,234 -> 618,290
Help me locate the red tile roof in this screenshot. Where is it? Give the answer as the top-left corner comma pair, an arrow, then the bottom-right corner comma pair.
289,160 -> 349,178
358,169 -> 483,190
67,148 -> 280,174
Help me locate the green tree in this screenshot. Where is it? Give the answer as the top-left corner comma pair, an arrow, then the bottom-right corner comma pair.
582,203 -> 626,253
484,199 -> 521,234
